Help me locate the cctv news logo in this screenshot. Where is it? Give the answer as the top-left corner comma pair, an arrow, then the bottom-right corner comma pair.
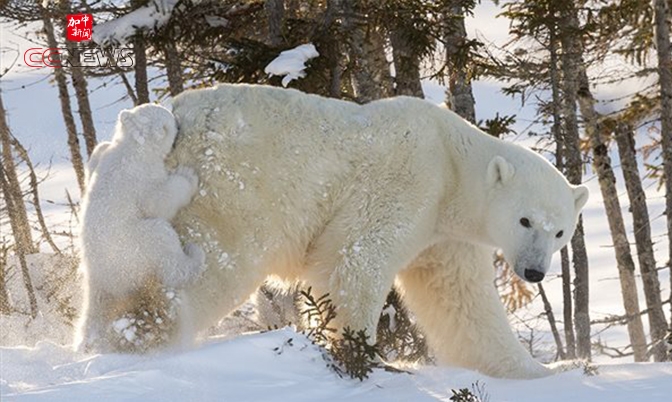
24,47 -> 134,68
23,13 -> 133,68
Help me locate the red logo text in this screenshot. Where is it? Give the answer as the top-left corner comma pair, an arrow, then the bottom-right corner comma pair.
66,14 -> 93,42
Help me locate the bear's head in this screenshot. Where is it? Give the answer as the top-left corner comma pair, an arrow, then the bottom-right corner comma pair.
113,104 -> 178,158
484,155 -> 589,283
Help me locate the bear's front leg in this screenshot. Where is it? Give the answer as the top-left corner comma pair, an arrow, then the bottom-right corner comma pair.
143,166 -> 199,220
304,199 -> 437,344
397,241 -> 551,379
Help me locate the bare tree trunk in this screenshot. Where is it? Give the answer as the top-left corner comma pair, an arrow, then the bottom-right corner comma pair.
328,41 -> 344,98
576,69 -> 648,362
389,28 -> 423,98
319,0 -> 343,98
1,91 -> 38,318
0,92 -> 36,256
40,6 -> 86,193
162,41 -> 184,96
10,136 -> 61,254
132,0 -> 150,104
558,3 -> 591,360
59,0 -> 96,157
134,35 -> 150,104
549,26 -> 576,359
340,0 -> 393,103
0,243 -> 11,314
560,247 -> 576,358
0,166 -> 38,319
118,72 -> 138,105
265,0 -> 284,47
443,1 -> 476,123
69,46 -> 97,157
614,121 -> 668,361
539,283 -> 566,359
653,0 -> 672,330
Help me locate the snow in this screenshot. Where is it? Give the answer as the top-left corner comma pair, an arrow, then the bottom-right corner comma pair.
1,3 -> 671,400
2,329 -> 671,401
92,0 -> 179,46
264,44 -> 319,88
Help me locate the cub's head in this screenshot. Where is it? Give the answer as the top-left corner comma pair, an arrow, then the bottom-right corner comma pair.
113,104 -> 178,157
484,155 -> 589,283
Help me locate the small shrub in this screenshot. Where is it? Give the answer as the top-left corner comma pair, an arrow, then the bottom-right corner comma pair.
376,288 -> 431,364
450,381 -> 489,402
300,287 -> 337,345
331,327 -> 378,381
299,287 -> 379,381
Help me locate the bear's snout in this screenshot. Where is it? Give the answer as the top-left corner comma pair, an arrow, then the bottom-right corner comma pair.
523,269 -> 545,283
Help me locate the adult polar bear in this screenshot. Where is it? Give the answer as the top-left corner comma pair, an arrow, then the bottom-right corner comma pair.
163,84 -> 588,379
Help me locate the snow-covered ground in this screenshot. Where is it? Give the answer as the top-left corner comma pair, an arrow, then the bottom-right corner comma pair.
3,329 -> 672,402
2,3 -> 671,401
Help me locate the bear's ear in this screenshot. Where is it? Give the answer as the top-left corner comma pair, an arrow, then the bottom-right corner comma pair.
487,156 -> 515,187
118,109 -> 133,131
573,185 -> 589,212
118,109 -> 148,145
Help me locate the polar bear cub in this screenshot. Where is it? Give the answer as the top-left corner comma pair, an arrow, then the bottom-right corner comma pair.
76,104 -> 205,351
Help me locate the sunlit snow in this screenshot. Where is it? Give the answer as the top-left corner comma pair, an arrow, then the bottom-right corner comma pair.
264,44 -> 320,88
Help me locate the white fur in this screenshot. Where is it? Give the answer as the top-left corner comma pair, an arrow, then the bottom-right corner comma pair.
76,104 -> 205,352
93,85 -> 587,378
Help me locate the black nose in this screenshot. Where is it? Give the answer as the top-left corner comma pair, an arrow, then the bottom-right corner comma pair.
524,269 -> 545,283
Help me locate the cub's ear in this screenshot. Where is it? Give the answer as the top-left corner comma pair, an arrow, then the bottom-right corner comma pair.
118,109 -> 134,131
117,109 -> 147,145
573,185 -> 589,211
487,156 -> 515,187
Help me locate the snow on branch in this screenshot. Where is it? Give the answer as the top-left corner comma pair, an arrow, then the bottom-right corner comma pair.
264,44 -> 319,88
93,0 -> 179,46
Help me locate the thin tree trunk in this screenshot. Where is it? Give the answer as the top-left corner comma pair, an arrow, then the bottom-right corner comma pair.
549,26 -> 576,359
328,41 -> 344,98
389,28 -> 423,98
118,72 -> 138,105
60,0 -> 96,157
68,46 -> 97,157
0,165 -> 38,319
1,91 -> 38,318
653,0 -> 672,330
133,34 -> 150,104
163,40 -> 184,96
40,6 -> 86,193
10,136 -> 61,254
0,244 -> 11,314
320,0 -> 343,98
538,283 -> 566,360
132,0 -> 150,104
340,0 -> 394,103
614,121 -> 668,361
560,247 -> 576,358
443,1 -> 476,123
265,0 -> 284,47
576,69 -> 648,362
0,92 -> 36,256
558,3 -> 591,360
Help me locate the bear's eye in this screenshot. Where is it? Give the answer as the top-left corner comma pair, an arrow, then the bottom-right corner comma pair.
520,217 -> 531,228
556,230 -> 564,239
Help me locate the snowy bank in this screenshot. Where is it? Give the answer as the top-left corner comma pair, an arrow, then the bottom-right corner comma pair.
2,328 -> 672,401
